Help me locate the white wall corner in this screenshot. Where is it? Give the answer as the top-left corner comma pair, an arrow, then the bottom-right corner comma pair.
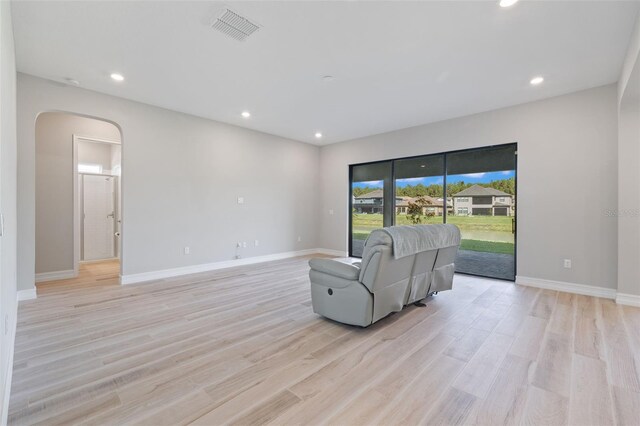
616,292 -> 640,307
619,12 -> 640,102
17,288 -> 37,302
35,269 -> 76,283
1,306 -> 17,426
515,276 -> 617,299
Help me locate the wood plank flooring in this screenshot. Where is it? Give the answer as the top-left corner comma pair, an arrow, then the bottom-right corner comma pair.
8,256 -> 640,425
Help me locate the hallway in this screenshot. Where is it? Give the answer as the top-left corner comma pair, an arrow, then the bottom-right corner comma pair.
35,260 -> 120,296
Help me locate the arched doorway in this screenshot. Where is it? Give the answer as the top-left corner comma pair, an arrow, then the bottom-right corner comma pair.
34,112 -> 123,285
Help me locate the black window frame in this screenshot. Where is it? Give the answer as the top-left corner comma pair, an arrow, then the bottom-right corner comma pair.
348,142 -> 518,282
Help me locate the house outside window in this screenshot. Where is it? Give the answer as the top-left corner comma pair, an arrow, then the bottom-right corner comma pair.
451,184 -> 513,217
472,196 -> 492,205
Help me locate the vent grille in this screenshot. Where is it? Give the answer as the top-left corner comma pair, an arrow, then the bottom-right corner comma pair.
212,9 -> 260,42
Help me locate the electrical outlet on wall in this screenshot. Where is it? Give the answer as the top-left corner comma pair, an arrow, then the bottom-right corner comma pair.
255,240 -> 259,247
329,209 -> 334,215
243,242 -> 247,248
564,259 -> 572,269
297,236 -> 302,242
184,246 -> 190,255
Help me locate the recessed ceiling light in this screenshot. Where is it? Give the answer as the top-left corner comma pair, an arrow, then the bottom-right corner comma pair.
530,76 -> 544,85
110,73 -> 124,82
499,0 -> 519,7
420,165 -> 426,168
315,132 -> 323,139
241,111 -> 251,118
64,78 -> 80,87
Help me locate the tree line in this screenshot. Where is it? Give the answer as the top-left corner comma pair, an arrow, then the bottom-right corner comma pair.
353,177 -> 515,198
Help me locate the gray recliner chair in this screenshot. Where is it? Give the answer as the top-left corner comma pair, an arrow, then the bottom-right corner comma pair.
309,224 -> 461,327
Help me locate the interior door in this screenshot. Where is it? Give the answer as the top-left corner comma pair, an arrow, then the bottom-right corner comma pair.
82,174 -> 115,261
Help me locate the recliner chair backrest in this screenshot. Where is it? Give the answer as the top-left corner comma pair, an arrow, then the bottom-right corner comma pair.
359,230 -> 416,322
359,230 -> 415,291
364,225 -> 460,318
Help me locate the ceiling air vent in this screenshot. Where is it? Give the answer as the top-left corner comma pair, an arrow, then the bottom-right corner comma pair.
211,9 -> 260,42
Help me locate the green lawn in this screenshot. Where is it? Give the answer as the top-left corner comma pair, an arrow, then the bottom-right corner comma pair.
460,239 -> 514,255
352,213 -> 514,254
352,213 -> 512,232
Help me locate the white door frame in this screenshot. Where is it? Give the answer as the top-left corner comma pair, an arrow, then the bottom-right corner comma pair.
72,135 -> 121,277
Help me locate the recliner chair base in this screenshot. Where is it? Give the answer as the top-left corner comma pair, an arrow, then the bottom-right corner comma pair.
310,281 -> 373,327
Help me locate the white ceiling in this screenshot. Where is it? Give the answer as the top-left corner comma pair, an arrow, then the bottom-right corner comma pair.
12,1 -> 640,145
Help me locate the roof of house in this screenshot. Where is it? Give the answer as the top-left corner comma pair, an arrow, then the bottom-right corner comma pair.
396,195 -> 448,208
452,184 -> 512,197
395,196 -> 414,207
356,190 -> 453,207
355,189 -> 383,198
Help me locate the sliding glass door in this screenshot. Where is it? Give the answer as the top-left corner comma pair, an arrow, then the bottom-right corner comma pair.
348,143 -> 517,281
446,145 -> 516,280
394,154 -> 446,225
350,161 -> 392,257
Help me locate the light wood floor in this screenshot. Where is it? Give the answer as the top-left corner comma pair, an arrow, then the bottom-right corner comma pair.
9,257 -> 640,425
34,259 -> 121,296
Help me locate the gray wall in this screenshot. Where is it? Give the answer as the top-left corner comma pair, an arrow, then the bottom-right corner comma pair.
35,112 -> 121,275
319,85 -> 619,290
617,97 -> 639,296
15,55 -> 629,297
0,1 -> 17,421
618,13 -> 640,298
18,74 -> 320,291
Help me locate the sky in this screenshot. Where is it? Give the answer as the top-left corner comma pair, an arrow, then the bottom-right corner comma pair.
353,170 -> 515,189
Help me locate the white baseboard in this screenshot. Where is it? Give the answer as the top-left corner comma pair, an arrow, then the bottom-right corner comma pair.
516,276 -> 617,300
121,248 -> 337,285
17,289 -> 37,302
35,269 -> 76,283
315,248 -> 348,257
616,293 -> 640,307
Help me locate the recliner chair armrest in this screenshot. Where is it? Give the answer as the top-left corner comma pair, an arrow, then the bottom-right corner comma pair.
309,258 -> 361,281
